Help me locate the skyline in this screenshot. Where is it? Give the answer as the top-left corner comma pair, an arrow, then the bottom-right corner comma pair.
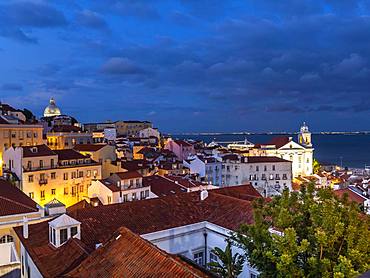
1,1 -> 370,132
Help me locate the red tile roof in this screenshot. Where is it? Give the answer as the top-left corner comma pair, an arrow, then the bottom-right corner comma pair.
334,188 -> 367,204
65,227 -> 211,278
0,179 -> 39,216
54,149 -> 89,160
247,156 -> 291,163
73,144 -> 107,152
121,160 -> 151,171
174,140 -> 192,147
143,175 -> 187,196
115,171 -> 143,180
22,145 -> 56,158
258,136 -> 291,149
51,125 -> 81,132
15,185 -> 259,277
165,175 -> 205,188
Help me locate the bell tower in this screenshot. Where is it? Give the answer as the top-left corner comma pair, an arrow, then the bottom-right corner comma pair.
298,122 -> 312,147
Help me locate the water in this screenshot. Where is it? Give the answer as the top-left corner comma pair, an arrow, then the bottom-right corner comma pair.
173,134 -> 370,169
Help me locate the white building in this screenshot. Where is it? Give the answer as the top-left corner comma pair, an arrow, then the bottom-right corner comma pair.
138,127 -> 160,140
15,184 -> 261,277
183,155 -> 222,186
88,171 -> 154,205
250,123 -> 314,177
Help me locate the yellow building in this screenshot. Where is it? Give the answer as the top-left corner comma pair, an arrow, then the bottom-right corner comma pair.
3,145 -> 102,207
46,131 -> 93,150
0,179 -> 44,276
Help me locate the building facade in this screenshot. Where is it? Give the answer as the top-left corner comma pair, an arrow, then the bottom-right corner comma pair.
3,145 -> 101,207
46,132 -> 93,150
115,120 -> 153,137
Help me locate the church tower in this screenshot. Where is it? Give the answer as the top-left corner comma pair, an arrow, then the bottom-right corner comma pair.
298,122 -> 312,147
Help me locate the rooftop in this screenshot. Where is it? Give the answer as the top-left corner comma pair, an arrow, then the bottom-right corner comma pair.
73,144 -> 108,152
247,156 -> 291,163
65,227 -> 211,278
0,179 -> 39,217
15,185 -> 259,277
22,144 -> 56,158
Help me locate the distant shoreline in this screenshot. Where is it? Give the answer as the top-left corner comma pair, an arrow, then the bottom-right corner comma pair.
167,131 -> 370,136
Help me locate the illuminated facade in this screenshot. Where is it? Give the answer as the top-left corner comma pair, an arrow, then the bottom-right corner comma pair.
46,132 -> 93,150
115,120 -> 152,137
3,145 -> 101,207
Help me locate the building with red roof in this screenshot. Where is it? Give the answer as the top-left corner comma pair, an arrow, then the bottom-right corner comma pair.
14,184 -> 261,278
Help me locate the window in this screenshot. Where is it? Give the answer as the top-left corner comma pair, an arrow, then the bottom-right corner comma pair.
0,235 -> 14,243
264,165 -> 267,171
87,170 -> 91,177
28,175 -> 34,183
107,196 -> 112,204
93,170 -> 98,178
63,173 -> 68,180
272,165 -> 275,171
256,166 -> 259,171
51,172 -> 56,179
51,189 -> 56,195
40,173 -> 45,181
210,251 -> 218,263
39,160 -> 43,168
40,190 -> 45,200
79,184 -> 84,193
145,190 -> 149,198
129,179 -> 134,187
193,251 -> 204,266
283,174 -> 287,180
72,172 -> 77,179
132,192 -> 136,200
64,187 -> 69,195
71,226 -> 78,237
52,228 -> 56,245
51,159 -> 55,168
140,191 -> 145,199
60,228 -> 68,244
27,161 -> 32,169
29,192 -> 34,199
123,194 -> 128,202
72,186 -> 76,197
78,171 -> 83,178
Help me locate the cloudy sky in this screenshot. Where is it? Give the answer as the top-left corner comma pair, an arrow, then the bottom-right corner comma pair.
1,0 -> 370,133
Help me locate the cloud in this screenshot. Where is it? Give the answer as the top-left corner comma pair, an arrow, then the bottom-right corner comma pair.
0,1 -> 67,28
76,10 -> 108,30
101,57 -> 146,75
0,28 -> 37,43
1,83 -> 23,91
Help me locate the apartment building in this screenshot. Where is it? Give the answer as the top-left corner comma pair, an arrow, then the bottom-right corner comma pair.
46,130 -> 93,150
3,145 -> 101,207
88,171 -> 153,205
115,120 -> 152,137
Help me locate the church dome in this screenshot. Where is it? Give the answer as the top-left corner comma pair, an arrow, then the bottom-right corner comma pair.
44,98 -> 61,117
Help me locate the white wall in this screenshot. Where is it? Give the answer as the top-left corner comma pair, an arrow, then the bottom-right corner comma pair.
142,221 -> 259,277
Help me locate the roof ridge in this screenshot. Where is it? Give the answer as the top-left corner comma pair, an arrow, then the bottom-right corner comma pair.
161,175 -> 189,190
0,195 -> 38,213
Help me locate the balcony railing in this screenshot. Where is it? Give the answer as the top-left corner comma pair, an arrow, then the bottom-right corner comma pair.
39,179 -> 48,185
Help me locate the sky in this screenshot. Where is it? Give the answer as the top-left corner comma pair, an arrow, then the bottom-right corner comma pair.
1,0 -> 370,133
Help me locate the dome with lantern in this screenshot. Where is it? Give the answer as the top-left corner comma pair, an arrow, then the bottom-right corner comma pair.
44,98 -> 61,118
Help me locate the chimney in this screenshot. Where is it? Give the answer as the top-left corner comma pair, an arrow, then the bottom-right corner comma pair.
23,216 -> 29,239
200,190 -> 208,201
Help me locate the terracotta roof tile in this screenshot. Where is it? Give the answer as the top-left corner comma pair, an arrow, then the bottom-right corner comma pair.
65,227 -> 211,278
0,179 -> 39,216
54,149 -> 89,160
22,145 -> 56,158
334,188 -> 367,204
15,185 -> 257,277
73,144 -> 107,152
247,156 -> 291,163
115,171 -> 143,180
143,175 -> 187,196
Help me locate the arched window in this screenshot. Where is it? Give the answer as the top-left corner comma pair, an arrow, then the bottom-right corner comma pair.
0,235 -> 14,244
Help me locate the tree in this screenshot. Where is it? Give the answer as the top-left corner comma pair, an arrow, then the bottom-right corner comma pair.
208,240 -> 245,278
313,159 -> 320,174
234,184 -> 370,278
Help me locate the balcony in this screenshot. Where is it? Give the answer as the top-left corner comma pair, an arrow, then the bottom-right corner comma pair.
39,179 -> 48,185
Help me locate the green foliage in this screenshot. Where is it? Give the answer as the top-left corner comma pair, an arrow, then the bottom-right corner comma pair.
234,183 -> 370,278
313,159 -> 320,174
208,241 -> 245,278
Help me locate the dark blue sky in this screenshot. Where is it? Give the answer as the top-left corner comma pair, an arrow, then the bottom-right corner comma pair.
1,0 -> 370,133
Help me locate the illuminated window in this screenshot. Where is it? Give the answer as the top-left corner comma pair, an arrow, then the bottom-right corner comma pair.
51,189 -> 56,195
0,235 -> 14,243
